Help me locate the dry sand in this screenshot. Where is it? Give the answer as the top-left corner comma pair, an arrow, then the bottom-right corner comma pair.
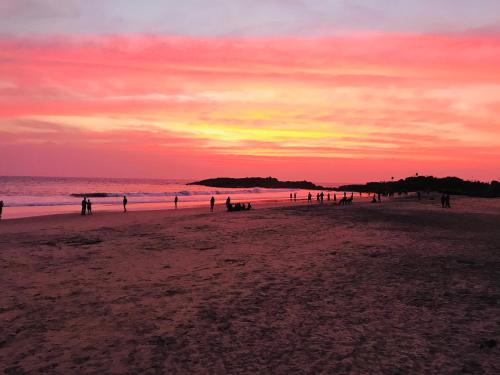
1,196 -> 499,374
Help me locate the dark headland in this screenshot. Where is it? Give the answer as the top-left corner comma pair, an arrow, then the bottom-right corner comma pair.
188,177 -> 328,190
338,176 -> 500,198
189,175 -> 500,198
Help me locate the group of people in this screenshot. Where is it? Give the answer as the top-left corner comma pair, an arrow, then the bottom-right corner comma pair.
306,191 -> 350,204
225,196 -> 251,212
80,197 -> 93,215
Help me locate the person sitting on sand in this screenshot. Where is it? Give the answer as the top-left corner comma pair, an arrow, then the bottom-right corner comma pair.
210,196 -> 215,212
226,203 -> 233,211
81,197 -> 87,215
0,200 -> 4,219
123,195 -> 128,212
235,203 -> 242,211
87,199 -> 92,215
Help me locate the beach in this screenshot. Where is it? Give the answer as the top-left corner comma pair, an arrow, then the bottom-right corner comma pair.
1,196 -> 499,374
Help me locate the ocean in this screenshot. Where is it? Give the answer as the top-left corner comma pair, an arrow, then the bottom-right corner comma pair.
0,176 -> 342,219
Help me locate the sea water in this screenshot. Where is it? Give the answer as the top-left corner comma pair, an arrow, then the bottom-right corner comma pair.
0,176 -> 342,219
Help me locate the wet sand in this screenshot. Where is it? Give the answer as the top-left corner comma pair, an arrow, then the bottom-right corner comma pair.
1,196 -> 499,374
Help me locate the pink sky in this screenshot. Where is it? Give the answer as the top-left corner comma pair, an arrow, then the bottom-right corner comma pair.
1,33 -> 500,182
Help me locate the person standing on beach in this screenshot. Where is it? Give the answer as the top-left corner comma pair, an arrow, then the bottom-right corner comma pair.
445,194 -> 451,208
441,194 -> 446,208
210,196 -> 215,212
334,193 -> 336,202
307,192 -> 312,203
81,197 -> 87,215
123,195 -> 128,212
377,193 -> 381,202
174,196 -> 178,209
87,199 -> 92,215
327,193 -> 330,201
294,193 -> 297,201
290,193 -> 293,201
0,200 -> 4,219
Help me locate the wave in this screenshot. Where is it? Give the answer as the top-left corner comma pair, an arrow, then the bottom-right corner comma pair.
69,188 -> 295,198
4,187 -> 299,207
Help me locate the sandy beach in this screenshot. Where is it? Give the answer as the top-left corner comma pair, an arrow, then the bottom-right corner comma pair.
1,196 -> 499,374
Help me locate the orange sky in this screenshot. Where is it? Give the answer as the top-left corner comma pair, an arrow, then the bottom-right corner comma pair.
1,33 -> 500,182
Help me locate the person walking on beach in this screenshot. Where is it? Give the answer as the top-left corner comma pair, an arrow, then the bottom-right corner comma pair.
210,196 -> 215,212
81,197 -> 87,215
123,195 -> 128,212
445,194 -> 451,208
307,192 -> 312,203
87,199 -> 92,215
174,196 -> 178,209
0,200 -> 4,219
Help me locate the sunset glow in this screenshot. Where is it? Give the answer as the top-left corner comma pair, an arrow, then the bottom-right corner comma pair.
1,1 -> 500,181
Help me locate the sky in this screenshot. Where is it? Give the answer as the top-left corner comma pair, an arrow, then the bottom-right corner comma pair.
1,1 -> 500,182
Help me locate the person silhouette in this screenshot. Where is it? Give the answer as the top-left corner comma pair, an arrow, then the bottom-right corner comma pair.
123,195 -> 128,212
441,194 -> 446,208
327,193 -> 330,201
0,200 -> 4,219
294,193 -> 297,201
377,193 -> 381,203
226,196 -> 231,208
372,194 -> 377,203
445,194 -> 451,208
210,196 -> 215,212
87,199 -> 92,215
320,192 -> 324,203
334,193 -> 337,202
290,193 -> 293,201
316,193 -> 320,202
81,197 -> 87,215
174,196 -> 178,208
307,192 -> 312,203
